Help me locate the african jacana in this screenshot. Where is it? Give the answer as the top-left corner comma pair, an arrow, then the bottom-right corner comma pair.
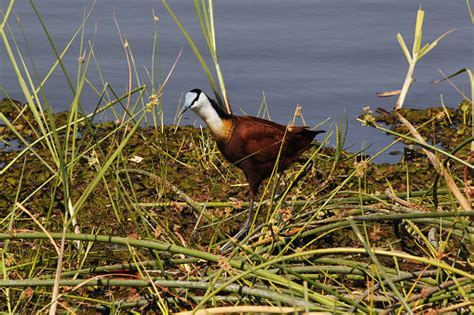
181,89 -> 324,250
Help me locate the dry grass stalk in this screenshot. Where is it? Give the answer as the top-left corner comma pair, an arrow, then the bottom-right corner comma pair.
396,112 -> 471,211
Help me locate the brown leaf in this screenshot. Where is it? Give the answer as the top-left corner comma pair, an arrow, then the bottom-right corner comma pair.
376,90 -> 402,97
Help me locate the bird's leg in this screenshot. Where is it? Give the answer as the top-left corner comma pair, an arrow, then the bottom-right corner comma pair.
220,197 -> 254,253
237,197 -> 254,239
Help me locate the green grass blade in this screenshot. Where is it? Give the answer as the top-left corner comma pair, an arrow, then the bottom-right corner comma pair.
29,1 -> 74,96
417,28 -> 455,60
0,113 -> 56,174
161,0 -> 223,107
72,102 -> 147,216
0,86 -> 145,175
0,0 -> 15,33
397,33 -> 412,63
359,119 -> 473,169
1,24 -> 57,160
194,0 -> 213,52
412,8 -> 424,57
349,218 -> 413,314
467,0 -> 474,24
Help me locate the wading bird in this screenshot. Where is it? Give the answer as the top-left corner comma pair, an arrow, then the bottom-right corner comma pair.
181,89 -> 324,250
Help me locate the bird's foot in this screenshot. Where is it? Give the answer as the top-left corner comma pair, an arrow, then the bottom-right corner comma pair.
220,225 -> 250,253
221,199 -> 255,253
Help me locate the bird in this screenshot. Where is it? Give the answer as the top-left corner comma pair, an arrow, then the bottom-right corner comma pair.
180,88 -> 325,250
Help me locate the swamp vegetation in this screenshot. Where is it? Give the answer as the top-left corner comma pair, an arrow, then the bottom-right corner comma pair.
0,1 -> 473,314
0,97 -> 472,313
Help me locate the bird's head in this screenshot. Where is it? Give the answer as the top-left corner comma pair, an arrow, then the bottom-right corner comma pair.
180,88 -> 208,116
181,89 -> 231,123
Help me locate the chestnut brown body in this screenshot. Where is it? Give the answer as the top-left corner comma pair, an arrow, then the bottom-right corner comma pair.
217,115 -> 321,199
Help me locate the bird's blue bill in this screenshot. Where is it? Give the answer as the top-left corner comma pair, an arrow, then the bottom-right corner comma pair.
180,104 -> 191,117
179,91 -> 198,117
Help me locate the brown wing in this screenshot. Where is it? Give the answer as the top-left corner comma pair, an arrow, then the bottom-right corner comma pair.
234,116 -> 288,164
218,115 -> 318,195
244,116 -> 318,139
227,116 -> 315,164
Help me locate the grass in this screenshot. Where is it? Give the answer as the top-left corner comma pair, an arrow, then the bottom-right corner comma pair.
0,1 -> 473,314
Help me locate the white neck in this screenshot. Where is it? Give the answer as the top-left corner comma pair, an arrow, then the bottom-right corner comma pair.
192,97 -> 225,134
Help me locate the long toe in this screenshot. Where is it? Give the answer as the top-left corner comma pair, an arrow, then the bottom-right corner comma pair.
220,226 -> 249,253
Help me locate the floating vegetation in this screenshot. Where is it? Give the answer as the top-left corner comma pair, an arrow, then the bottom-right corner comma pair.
373,100 -> 472,153
1,96 -> 473,313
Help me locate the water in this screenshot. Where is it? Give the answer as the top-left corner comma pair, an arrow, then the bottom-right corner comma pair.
1,0 -> 472,162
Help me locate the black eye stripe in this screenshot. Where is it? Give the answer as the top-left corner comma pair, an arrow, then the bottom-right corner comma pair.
191,93 -> 199,106
188,88 -> 202,107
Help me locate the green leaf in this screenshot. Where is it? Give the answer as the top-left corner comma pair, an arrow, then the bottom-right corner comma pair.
417,28 -> 455,60
432,68 -> 472,84
432,68 -> 473,112
0,0 -> 15,34
193,0 -> 213,53
412,8 -> 425,56
397,33 -> 412,63
467,0 -> 474,24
